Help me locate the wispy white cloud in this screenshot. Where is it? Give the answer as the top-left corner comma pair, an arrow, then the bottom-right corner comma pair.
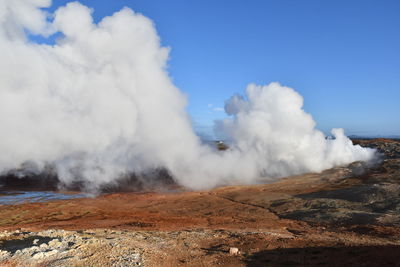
213,107 -> 224,112
207,103 -> 224,112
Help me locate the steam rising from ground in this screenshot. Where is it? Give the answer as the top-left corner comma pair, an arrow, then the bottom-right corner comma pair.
0,0 -> 376,191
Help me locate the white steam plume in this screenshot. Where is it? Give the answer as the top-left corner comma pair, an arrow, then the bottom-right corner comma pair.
0,0 -> 376,191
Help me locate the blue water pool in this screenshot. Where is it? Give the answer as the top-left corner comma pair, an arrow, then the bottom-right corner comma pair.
0,191 -> 87,205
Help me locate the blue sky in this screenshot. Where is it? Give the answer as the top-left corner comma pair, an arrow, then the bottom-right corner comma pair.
43,0 -> 400,137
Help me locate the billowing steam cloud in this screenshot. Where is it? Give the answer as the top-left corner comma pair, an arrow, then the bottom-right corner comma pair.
0,0 -> 376,191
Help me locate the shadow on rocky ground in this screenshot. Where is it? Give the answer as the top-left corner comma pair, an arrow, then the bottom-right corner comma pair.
268,156 -> 400,226
245,245 -> 400,267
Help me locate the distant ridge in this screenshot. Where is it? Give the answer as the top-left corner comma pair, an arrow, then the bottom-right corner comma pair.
349,135 -> 400,140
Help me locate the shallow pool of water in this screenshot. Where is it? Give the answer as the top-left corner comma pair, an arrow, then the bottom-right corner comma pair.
0,191 -> 87,205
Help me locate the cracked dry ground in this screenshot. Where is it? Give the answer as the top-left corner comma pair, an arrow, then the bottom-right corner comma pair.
0,139 -> 400,266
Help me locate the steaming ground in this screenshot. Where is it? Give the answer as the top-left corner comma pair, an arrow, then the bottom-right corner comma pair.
0,0 -> 376,191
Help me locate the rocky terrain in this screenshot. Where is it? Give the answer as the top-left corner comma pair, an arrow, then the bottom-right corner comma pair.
353,138 -> 400,158
0,138 -> 399,266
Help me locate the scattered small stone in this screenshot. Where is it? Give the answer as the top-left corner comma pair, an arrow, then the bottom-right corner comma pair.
229,247 -> 240,255
40,243 -> 49,251
0,250 -> 11,259
32,252 -> 45,260
0,229 -> 143,266
45,249 -> 59,257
